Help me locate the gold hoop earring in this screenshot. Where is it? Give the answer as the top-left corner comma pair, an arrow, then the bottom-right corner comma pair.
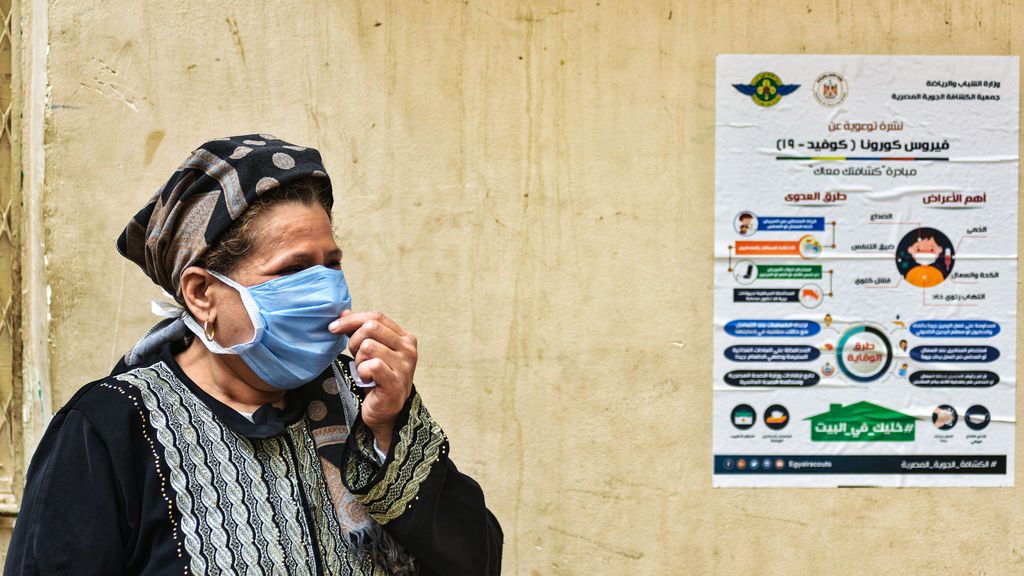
203,319 -> 216,342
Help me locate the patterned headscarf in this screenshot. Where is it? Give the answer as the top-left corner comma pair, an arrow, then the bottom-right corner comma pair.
118,133 -> 333,297
117,134 -> 333,365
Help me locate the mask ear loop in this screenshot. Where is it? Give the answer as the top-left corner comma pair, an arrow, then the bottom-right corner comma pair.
206,269 -> 266,342
180,269 -> 265,354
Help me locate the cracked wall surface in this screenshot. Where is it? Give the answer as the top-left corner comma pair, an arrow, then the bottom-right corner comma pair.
22,1 -> 1024,573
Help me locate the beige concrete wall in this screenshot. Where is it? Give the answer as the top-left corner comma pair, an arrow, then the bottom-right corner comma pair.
33,1 -> 1024,574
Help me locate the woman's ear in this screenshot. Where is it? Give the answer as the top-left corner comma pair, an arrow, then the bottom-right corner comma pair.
180,266 -> 216,323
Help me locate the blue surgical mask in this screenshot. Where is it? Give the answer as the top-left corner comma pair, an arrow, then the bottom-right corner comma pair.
183,265 -> 352,389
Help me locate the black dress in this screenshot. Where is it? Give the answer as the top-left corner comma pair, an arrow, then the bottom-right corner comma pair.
4,342 -> 502,575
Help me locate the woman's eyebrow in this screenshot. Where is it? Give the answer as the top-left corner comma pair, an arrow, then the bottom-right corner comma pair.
268,247 -> 342,266
266,250 -> 315,266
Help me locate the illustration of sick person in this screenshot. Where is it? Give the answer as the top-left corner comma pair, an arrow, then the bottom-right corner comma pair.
899,339 -> 908,352
737,213 -> 755,236
904,232 -> 946,288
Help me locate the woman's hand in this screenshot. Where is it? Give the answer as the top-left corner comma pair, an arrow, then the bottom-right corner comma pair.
329,310 -> 417,454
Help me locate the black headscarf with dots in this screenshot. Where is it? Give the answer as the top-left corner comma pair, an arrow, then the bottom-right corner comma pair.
117,133 -> 333,298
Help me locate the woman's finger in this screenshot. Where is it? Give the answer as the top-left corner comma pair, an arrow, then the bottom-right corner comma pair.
357,357 -> 399,389
355,338 -> 405,369
330,310 -> 408,336
348,320 -> 404,355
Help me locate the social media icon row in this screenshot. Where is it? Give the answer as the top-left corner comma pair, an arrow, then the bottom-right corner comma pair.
722,457 -> 787,471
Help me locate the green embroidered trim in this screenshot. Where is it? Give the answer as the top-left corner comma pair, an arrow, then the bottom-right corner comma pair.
350,393 -> 447,524
354,423 -> 381,464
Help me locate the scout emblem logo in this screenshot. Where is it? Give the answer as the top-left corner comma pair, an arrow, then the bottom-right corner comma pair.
733,72 -> 800,107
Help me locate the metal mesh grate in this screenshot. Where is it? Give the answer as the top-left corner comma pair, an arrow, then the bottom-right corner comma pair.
0,0 -> 20,508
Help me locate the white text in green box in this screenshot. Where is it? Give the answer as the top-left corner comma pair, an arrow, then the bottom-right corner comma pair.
757,264 -> 822,280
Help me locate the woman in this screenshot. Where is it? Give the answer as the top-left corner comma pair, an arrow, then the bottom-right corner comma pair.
4,135 -> 503,575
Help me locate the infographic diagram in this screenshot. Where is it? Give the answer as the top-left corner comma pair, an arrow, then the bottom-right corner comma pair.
713,55 -> 1019,487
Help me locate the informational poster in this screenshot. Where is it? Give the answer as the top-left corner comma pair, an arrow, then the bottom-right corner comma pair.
713,55 -> 1018,487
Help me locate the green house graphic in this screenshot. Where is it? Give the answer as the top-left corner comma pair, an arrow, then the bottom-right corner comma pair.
805,401 -> 916,442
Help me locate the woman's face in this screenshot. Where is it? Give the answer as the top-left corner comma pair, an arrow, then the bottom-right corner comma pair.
210,201 -> 342,350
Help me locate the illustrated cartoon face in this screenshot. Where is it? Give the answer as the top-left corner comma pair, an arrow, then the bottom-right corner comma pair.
899,339 -> 907,351
908,235 -> 941,265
